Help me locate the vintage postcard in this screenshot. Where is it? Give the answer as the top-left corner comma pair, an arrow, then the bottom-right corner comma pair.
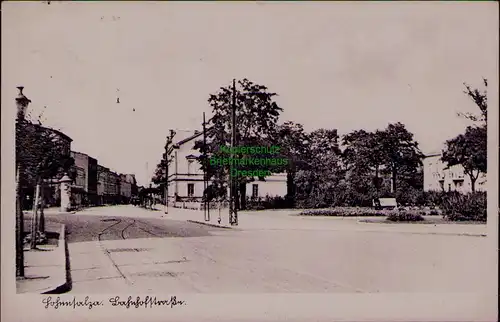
1,1 -> 498,321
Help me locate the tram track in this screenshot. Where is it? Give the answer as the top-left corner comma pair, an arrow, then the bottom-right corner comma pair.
95,217 -> 176,287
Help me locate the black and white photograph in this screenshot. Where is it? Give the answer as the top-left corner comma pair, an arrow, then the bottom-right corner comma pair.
2,1 -> 498,321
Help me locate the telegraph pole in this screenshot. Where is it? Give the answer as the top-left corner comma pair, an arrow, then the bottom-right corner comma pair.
164,130 -> 176,214
229,79 -> 238,226
164,136 -> 169,214
203,112 -> 210,221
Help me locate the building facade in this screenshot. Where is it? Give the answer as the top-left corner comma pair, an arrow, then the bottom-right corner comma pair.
167,130 -> 287,209
127,174 -> 138,197
97,166 -> 138,205
119,174 -> 132,203
97,165 -> 108,205
103,170 -> 120,204
423,152 -> 486,193
70,151 -> 99,205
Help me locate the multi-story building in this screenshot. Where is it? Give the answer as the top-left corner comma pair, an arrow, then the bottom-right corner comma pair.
97,165 -> 109,205
423,152 -> 486,193
167,129 -> 287,209
127,174 -> 138,197
97,165 -> 138,205
119,174 -> 132,203
73,165 -> 86,188
70,151 -> 99,205
110,172 -> 120,198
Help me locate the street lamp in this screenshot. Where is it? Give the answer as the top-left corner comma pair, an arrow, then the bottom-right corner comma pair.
16,86 -> 31,121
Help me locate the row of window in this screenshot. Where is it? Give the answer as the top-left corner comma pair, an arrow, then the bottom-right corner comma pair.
186,183 -> 259,198
431,172 -> 464,179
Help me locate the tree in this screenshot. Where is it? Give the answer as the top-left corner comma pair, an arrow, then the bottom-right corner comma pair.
152,158 -> 168,198
272,121 -> 310,207
16,110 -> 74,249
342,130 -> 386,197
152,131 -> 176,209
194,79 -> 283,210
442,79 -> 488,193
294,128 -> 343,207
442,126 -> 487,192
378,123 -> 424,194
458,78 -> 487,125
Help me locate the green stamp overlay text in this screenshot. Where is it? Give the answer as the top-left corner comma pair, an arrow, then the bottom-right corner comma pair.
209,145 -> 288,177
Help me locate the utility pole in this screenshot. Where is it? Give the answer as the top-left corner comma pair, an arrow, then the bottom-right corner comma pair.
229,79 -> 238,226
203,112 -> 210,221
164,129 -> 176,214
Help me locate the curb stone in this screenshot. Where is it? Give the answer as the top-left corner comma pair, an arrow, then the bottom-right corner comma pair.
187,220 -> 239,230
41,224 -> 71,294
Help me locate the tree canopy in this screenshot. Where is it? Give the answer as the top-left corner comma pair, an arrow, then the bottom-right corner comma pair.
193,79 -> 284,209
16,120 -> 74,187
442,125 -> 487,192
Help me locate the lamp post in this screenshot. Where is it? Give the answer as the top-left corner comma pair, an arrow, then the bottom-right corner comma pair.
16,86 -> 31,276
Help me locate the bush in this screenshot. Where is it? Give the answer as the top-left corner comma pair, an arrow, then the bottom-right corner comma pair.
386,210 -> 425,222
298,207 -> 388,217
440,191 -> 487,222
423,190 -> 446,208
396,188 -> 426,207
246,195 -> 290,210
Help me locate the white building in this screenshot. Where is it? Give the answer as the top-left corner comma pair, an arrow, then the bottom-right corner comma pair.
423,152 -> 486,193
167,129 -> 287,209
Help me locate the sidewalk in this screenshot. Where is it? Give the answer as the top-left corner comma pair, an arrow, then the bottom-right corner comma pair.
164,206 -> 237,229
24,206 -> 77,216
16,223 -> 69,294
165,207 -> 488,236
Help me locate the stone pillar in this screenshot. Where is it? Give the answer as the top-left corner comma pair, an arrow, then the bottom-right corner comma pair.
59,174 -> 72,212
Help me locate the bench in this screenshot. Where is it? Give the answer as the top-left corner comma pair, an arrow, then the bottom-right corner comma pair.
373,198 -> 398,210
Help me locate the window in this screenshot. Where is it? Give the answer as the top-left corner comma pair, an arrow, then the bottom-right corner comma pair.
252,184 -> 258,198
187,184 -> 194,197
187,160 -> 193,174
448,184 -> 451,191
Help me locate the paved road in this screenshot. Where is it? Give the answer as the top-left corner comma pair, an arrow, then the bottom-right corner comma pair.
28,206 -> 493,294
39,213 -> 221,243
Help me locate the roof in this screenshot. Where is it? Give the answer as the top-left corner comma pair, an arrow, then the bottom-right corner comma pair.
174,126 -> 215,147
424,151 -> 442,158
28,123 -> 73,142
43,125 -> 72,142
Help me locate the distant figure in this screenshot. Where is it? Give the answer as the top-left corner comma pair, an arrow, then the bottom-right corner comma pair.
133,108 -> 135,112
116,97 -> 120,104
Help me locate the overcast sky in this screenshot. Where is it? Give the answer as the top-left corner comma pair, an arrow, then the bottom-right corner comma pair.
2,1 -> 498,186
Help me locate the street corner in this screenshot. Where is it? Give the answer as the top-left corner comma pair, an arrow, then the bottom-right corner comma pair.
186,219 -> 238,230
17,224 -> 70,294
